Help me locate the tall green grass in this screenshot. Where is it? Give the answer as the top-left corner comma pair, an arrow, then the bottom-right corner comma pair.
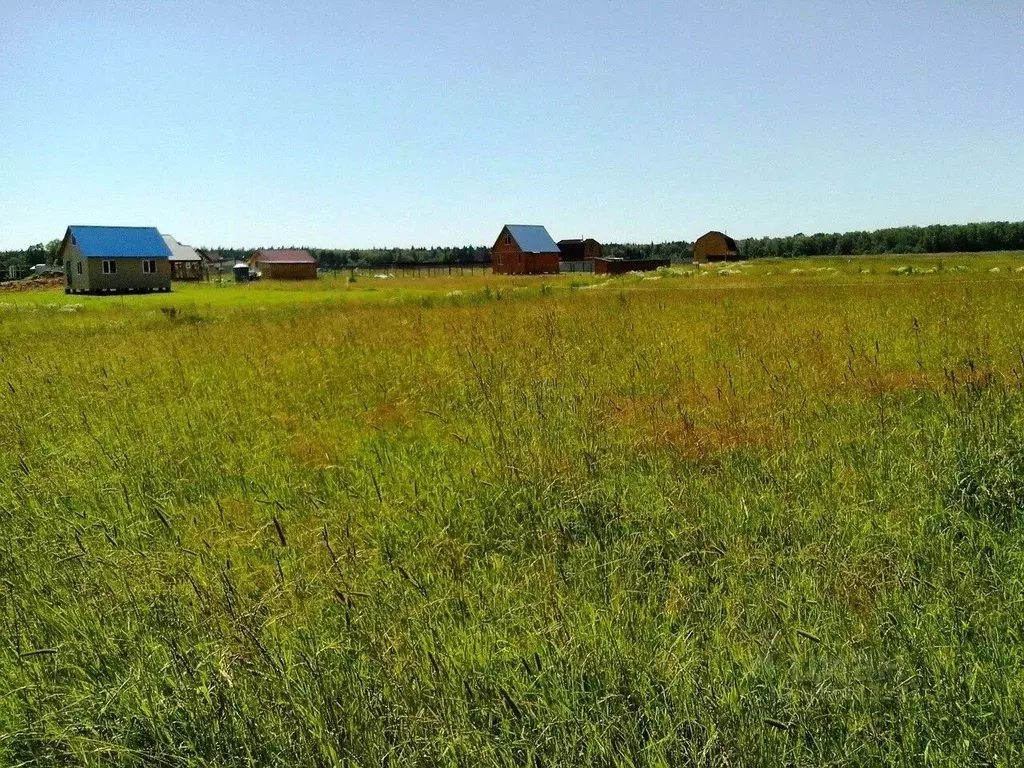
2,263 -> 1024,765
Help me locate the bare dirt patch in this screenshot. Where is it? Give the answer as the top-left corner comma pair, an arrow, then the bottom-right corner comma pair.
0,277 -> 63,293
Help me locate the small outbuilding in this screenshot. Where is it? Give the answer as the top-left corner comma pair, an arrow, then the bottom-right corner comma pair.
491,225 -> 561,275
693,231 -> 739,262
32,264 -> 65,277
249,249 -> 317,280
61,225 -> 172,294
162,234 -> 205,281
197,250 -> 229,278
557,238 -> 603,262
197,249 -> 225,267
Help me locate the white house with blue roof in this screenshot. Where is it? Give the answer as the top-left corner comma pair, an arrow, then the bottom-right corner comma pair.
60,226 -> 172,294
491,224 -> 561,275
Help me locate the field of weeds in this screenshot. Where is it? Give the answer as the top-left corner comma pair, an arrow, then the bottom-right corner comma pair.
3,254 -> 1024,765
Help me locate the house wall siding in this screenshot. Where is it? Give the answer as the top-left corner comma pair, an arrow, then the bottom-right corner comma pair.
491,234 -> 521,274
68,257 -> 171,293
255,262 -> 317,280
64,242 -> 87,292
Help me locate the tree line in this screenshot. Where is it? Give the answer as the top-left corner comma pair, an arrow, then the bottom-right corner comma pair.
607,221 -> 1024,262
738,221 -> 1024,260
195,240 -> 696,266
0,242 -> 493,273
211,246 -> 492,268
4,220 -> 1024,273
0,240 -> 62,274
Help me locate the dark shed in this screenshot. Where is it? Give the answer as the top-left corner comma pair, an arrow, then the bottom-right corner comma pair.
557,238 -> 603,262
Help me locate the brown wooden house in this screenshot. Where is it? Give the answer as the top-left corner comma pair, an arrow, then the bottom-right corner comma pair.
557,238 -> 603,262
249,249 -> 317,280
491,225 -> 561,275
693,231 -> 739,262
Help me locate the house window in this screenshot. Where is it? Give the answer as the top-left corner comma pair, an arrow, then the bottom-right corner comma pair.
102,260 -> 116,274
142,259 -> 157,274
503,233 -> 511,246
76,261 -> 82,275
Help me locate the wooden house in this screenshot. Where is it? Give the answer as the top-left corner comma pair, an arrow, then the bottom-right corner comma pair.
60,225 -> 172,294
557,238 -> 603,262
162,234 -> 205,280
693,231 -> 739,262
249,249 -> 317,280
491,225 -> 561,275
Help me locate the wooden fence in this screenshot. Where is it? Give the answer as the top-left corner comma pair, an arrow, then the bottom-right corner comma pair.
322,263 -> 494,279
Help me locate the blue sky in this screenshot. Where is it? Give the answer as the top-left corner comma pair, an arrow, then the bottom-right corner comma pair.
1,1 -> 1021,249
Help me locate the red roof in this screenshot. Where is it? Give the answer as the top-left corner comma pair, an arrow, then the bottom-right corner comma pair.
251,249 -> 316,265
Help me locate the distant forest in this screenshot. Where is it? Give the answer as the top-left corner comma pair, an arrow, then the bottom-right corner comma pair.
739,220 -> 1024,260
4,220 -> 1024,271
609,221 -> 1024,262
166,222 -> 1024,266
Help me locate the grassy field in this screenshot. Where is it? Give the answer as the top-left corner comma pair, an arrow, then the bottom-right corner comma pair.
3,254 -> 1024,765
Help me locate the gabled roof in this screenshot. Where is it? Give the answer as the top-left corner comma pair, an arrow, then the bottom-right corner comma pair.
196,249 -> 228,263
698,231 -> 739,251
504,225 -> 559,254
162,234 -> 202,262
66,226 -> 171,259
251,248 -> 316,265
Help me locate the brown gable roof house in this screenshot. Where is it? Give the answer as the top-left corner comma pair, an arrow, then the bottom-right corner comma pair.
491,225 -> 561,275
693,231 -> 739,263
249,249 -> 318,280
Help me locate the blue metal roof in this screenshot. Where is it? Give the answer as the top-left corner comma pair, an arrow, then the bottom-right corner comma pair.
505,225 -> 559,254
67,226 -> 172,259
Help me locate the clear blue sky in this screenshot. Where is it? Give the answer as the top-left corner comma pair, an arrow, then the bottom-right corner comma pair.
1,1 -> 1021,249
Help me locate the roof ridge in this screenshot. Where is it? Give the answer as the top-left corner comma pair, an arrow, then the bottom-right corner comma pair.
70,224 -> 161,229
